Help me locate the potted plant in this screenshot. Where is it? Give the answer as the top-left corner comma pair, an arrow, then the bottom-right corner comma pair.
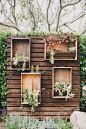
54,81 -> 75,100
22,88 -> 40,112
12,54 -> 29,71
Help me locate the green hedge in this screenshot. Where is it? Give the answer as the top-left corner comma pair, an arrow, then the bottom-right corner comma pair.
0,31 -> 12,107
80,34 -> 86,109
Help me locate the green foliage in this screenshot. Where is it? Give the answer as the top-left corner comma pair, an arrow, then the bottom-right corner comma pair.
0,30 -> 12,107
80,34 -> 86,109
18,31 -> 80,36
23,88 -> 40,112
3,113 -> 73,129
68,46 -> 76,52
54,82 -> 75,100
50,50 -> 55,64
13,54 -> 29,71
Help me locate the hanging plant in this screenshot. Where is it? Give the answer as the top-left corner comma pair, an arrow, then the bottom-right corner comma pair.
23,88 -> 40,112
49,50 -> 55,64
13,54 -> 29,71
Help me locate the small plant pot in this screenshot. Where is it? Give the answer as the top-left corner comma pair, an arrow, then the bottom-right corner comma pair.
83,80 -> 86,83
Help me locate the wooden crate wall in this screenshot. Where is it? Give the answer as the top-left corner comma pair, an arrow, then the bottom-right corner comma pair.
7,35 -> 80,120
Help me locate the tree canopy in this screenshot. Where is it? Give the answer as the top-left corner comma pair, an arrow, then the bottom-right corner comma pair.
0,0 -> 86,35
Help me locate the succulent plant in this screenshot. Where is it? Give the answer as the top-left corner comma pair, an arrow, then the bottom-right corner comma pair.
23,88 -> 40,112
54,82 -> 75,100
13,54 -> 29,71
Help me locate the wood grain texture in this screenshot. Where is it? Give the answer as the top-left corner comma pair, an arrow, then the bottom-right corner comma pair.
6,35 -> 80,119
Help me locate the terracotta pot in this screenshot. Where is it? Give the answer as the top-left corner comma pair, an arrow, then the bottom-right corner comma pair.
83,80 -> 86,83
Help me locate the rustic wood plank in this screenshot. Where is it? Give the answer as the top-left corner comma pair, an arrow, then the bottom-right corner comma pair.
7,107 -> 79,112
7,111 -> 73,116
7,102 -> 80,107
7,98 -> 79,103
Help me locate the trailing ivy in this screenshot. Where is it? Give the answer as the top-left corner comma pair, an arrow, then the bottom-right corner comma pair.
0,30 -> 12,107
80,34 -> 86,109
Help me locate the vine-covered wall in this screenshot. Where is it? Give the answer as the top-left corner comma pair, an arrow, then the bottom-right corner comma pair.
80,34 -> 86,110
0,30 -> 86,117
6,34 -> 80,119
0,31 -> 12,108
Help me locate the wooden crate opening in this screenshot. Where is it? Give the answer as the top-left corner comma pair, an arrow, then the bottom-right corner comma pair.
11,38 -> 31,70
52,67 -> 72,98
21,73 -> 41,104
45,39 -> 77,60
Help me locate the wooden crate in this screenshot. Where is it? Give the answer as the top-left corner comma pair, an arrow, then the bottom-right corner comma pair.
21,73 -> 41,104
52,67 -> 72,98
11,38 -> 31,70
45,39 -> 77,60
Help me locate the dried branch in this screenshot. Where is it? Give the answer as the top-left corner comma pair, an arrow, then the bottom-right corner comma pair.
13,0 -> 17,26
0,22 -> 20,31
0,0 -> 15,25
46,0 -> 51,31
64,24 -> 76,32
59,0 -> 62,8
37,0 -> 43,13
56,8 -> 62,31
62,0 -> 81,9
8,0 -> 14,7
60,12 -> 86,27
29,9 -> 36,30
80,28 -> 86,36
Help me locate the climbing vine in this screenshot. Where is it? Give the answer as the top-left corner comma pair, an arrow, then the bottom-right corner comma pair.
80,34 -> 86,109
0,31 -> 12,107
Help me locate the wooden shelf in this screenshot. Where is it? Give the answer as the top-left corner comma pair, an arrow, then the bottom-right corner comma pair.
53,96 -> 71,98
11,38 -> 31,70
52,67 -> 72,98
45,39 -> 77,60
21,73 -> 41,104
11,59 -> 30,63
46,52 -> 76,58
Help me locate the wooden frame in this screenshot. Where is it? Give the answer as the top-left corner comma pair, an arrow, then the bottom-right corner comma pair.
45,39 -> 77,60
11,38 -> 31,70
21,73 -> 41,104
52,67 -> 72,98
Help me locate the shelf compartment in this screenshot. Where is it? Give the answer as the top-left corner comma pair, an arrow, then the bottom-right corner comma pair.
52,67 -> 72,98
21,73 -> 41,104
11,38 -> 31,70
45,39 -> 77,60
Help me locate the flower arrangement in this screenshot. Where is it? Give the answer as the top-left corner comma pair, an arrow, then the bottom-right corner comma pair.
54,81 -> 75,100
23,88 -> 40,112
44,33 -> 76,64
13,54 -> 29,71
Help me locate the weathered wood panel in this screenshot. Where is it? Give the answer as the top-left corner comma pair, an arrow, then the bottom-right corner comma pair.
7,35 -> 80,119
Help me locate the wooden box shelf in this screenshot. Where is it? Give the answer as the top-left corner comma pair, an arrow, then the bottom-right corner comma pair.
52,67 -> 72,98
21,73 -> 41,104
45,38 -> 77,60
11,38 -> 31,70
